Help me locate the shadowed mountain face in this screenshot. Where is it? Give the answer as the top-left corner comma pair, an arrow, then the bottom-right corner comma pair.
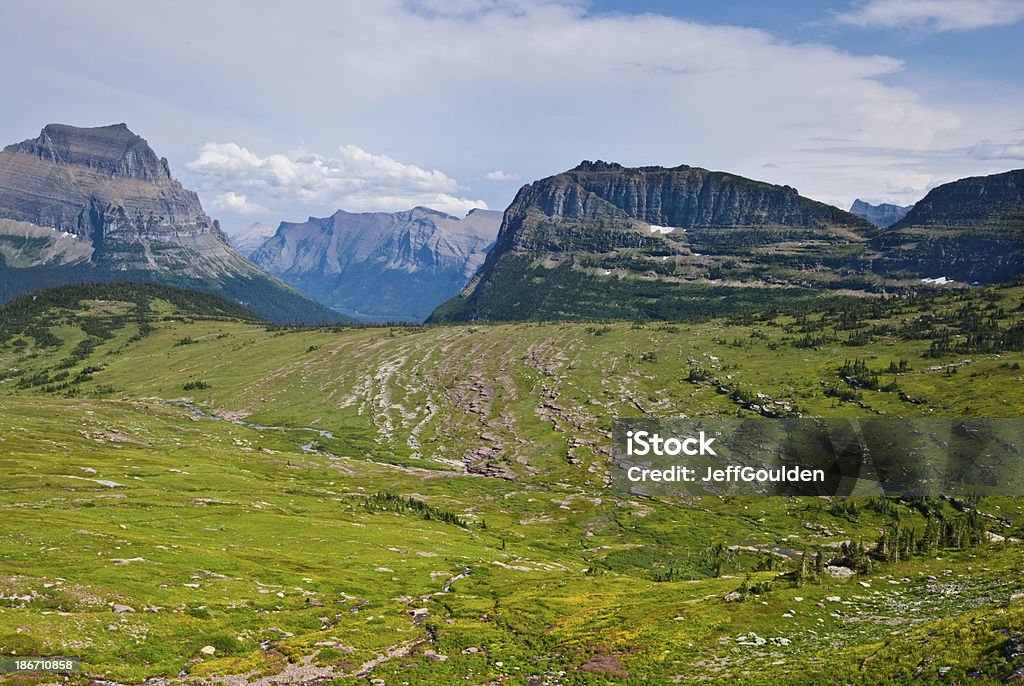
0,123 -> 342,323
251,207 -> 501,322
430,161 -> 879,323
869,169 -> 1024,283
849,199 -> 912,229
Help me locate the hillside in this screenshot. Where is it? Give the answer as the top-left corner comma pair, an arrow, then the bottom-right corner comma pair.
431,161 -> 880,323
870,169 -> 1024,283
0,124 -> 344,324
1,282 -> 1022,683
251,207 -> 500,322
0,282 -> 262,335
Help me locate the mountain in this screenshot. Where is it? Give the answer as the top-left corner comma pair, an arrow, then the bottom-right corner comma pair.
849,199 -> 912,228
869,169 -> 1024,283
430,161 -> 878,323
251,206 -> 501,321
0,123 -> 343,324
228,222 -> 276,258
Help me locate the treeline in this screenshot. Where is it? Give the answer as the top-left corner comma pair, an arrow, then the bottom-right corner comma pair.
362,492 -> 469,529
778,283 -> 1024,360
656,497 -> 995,588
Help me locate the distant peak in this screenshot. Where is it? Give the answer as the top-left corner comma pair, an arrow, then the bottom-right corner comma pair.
849,198 -> 913,228
409,206 -> 460,221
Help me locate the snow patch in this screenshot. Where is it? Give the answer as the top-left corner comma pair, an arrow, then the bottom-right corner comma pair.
921,276 -> 952,285
649,224 -> 684,234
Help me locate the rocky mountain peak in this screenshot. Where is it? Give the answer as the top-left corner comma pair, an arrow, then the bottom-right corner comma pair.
0,122 -> 214,241
429,161 -> 877,323
6,123 -> 171,182
250,207 -> 501,321
509,161 -> 867,231
408,206 -> 459,220
0,123 -> 341,323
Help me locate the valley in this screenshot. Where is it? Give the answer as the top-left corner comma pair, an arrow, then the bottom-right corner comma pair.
1,283 -> 1023,684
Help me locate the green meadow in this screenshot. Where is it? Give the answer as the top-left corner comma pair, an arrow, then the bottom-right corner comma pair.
1,282 -> 1023,684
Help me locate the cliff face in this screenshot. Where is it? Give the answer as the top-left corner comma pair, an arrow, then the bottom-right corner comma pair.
431,161 -> 877,323
0,124 -> 214,237
891,170 -> 1024,228
870,170 -> 1024,283
850,199 -> 912,229
0,124 -> 342,323
548,161 -> 861,228
252,207 -> 500,321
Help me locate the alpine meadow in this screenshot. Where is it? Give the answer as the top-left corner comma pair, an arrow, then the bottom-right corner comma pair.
2,1 -> 1024,685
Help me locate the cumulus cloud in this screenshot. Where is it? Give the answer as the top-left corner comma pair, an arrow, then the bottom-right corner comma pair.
3,0 -> 1023,213
838,0 -> 1024,31
187,143 -> 488,218
484,170 -> 520,181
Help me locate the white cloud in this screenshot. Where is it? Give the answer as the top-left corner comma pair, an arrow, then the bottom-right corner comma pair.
187,142 -> 488,218
212,191 -> 269,215
838,0 -> 1024,31
484,170 -> 520,181
968,139 -> 1024,160
2,1 -> 1022,214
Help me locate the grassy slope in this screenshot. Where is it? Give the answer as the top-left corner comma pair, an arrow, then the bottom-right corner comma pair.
0,265 -> 348,326
0,285 -> 1023,684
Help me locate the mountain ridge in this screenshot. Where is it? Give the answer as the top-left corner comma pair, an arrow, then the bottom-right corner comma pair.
870,169 -> 1024,283
431,160 -> 879,323
251,205 -> 501,321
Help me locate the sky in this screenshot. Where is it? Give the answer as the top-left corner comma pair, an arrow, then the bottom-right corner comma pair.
1,0 -> 1022,232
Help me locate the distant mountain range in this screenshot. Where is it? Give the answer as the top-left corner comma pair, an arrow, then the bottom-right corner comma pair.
2,124 -> 1021,326
0,124 -> 342,324
249,207 -> 500,322
228,222 -> 276,258
849,199 -> 912,228
431,161 -> 1024,322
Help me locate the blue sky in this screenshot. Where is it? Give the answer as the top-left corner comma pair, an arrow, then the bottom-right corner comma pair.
1,0 -> 1022,229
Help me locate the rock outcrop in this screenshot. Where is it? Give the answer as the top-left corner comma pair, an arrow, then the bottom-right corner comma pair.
251,207 -> 500,321
0,123 -> 342,323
